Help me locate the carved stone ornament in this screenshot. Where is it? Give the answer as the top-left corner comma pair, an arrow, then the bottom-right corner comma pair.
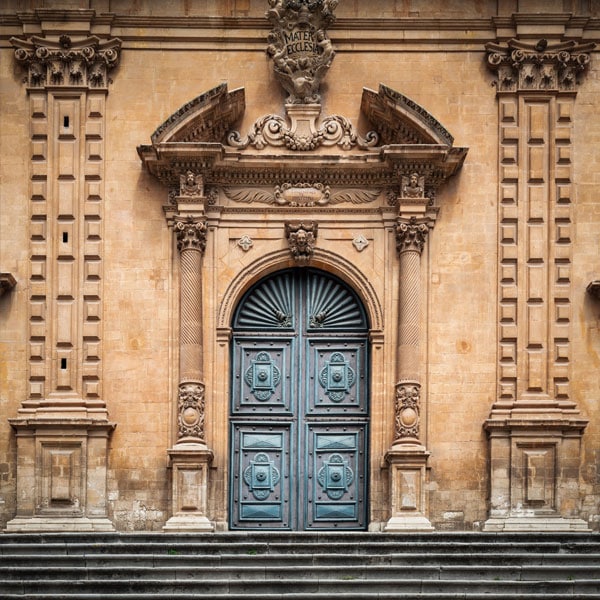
223,183 -> 380,206
353,235 -> 369,252
266,0 -> 338,104
285,222 -> 318,264
401,173 -> 425,199
394,382 -> 421,442
10,35 -> 121,89
179,171 -> 204,197
486,39 -> 595,93
227,111 -> 379,152
177,382 -> 206,442
237,235 -> 254,252
174,216 -> 208,253
395,216 -> 429,254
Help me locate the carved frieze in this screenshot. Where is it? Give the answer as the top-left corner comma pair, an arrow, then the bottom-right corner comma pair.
486,39 -> 595,93
285,222 -> 318,264
223,183 -> 380,206
265,0 -> 338,104
395,217 -> 429,254
11,35 -> 121,89
174,216 -> 208,253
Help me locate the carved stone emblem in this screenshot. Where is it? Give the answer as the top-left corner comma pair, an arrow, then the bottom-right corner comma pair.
486,39 -> 595,93
10,35 -> 121,89
353,235 -> 369,252
237,235 -> 254,252
394,382 -> 421,441
266,0 -> 338,104
285,222 -> 318,264
177,382 -> 206,441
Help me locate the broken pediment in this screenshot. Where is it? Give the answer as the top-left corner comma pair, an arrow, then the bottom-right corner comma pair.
138,83 -> 467,197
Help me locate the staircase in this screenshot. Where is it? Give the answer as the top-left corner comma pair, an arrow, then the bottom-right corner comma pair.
1,532 -> 599,598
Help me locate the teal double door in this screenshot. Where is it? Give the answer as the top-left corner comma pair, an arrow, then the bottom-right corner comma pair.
229,268 -> 370,530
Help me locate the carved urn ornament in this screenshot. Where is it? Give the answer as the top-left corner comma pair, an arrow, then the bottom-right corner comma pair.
266,0 -> 338,104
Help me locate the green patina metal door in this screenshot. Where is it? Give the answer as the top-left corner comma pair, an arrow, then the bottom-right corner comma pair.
229,268 -> 370,530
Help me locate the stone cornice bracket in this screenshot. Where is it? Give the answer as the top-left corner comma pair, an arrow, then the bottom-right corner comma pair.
266,0 -> 338,104
485,38 -> 595,94
0,273 -> 17,297
285,222 -> 318,265
174,216 -> 208,253
587,281 -> 600,301
395,216 -> 430,254
10,34 -> 122,90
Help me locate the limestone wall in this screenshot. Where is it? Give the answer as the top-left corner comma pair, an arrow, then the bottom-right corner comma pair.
0,0 -> 599,532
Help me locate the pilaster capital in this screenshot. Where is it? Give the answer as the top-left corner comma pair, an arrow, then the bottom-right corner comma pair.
10,34 -> 121,90
395,216 -> 429,254
174,216 -> 208,253
485,38 -> 595,94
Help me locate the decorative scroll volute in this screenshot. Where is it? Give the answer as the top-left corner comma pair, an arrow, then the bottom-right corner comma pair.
266,0 -> 338,104
11,34 -> 121,89
486,39 -> 595,93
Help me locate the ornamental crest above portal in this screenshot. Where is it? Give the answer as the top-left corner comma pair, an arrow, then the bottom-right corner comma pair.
266,0 -> 338,104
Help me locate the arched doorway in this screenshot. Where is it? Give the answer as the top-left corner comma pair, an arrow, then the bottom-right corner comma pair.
229,268 -> 370,530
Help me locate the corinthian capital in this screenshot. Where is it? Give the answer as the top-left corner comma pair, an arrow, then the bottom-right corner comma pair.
174,216 -> 208,253
486,39 -> 595,93
11,34 -> 121,89
395,217 -> 429,254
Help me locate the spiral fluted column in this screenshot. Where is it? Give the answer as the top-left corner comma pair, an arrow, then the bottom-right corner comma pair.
164,212 -> 213,532
384,214 -> 433,532
393,217 -> 429,445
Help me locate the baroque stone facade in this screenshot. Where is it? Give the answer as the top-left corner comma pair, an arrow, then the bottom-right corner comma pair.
0,0 -> 599,533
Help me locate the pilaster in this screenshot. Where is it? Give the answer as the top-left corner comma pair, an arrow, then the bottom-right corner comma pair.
163,172 -> 214,532
483,31 -> 594,532
6,15 -> 121,532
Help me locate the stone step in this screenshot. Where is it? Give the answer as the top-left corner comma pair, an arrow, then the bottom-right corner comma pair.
2,577 -> 600,595
3,595 -> 600,600
3,551 -> 600,568
1,563 -> 599,581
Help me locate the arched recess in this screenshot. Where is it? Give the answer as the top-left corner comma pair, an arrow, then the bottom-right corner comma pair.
217,248 -> 384,336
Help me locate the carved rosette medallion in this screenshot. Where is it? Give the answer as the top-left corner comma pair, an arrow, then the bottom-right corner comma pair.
285,222 -> 318,265
11,34 -> 121,89
485,39 -> 595,93
177,382 -> 206,442
394,382 -> 421,442
174,216 -> 208,253
266,0 -> 338,104
395,217 -> 429,254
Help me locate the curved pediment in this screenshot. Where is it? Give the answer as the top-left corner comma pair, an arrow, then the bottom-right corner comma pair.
361,84 -> 454,146
150,83 -> 245,144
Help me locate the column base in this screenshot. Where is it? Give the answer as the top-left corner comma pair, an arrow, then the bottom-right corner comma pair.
384,514 -> 434,532
5,516 -> 115,533
483,515 -> 590,532
163,512 -> 214,532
